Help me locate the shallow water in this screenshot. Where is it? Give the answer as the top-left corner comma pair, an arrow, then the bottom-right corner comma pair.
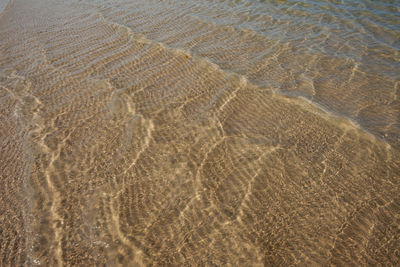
0,0 -> 399,265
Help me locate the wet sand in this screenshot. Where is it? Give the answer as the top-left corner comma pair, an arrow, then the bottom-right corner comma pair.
0,0 -> 399,265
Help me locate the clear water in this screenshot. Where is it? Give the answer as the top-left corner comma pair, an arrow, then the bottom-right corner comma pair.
0,0 -> 399,265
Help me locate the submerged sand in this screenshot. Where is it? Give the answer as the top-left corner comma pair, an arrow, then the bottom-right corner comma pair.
0,0 -> 399,265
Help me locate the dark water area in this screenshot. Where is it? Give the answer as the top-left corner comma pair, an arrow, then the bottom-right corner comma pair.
0,0 -> 399,265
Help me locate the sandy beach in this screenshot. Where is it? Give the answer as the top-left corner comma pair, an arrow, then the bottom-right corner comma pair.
0,0 -> 399,265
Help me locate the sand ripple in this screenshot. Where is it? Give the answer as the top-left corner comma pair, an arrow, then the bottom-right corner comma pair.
0,0 -> 399,265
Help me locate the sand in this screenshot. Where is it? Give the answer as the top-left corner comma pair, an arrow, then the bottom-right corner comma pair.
0,0 -> 399,265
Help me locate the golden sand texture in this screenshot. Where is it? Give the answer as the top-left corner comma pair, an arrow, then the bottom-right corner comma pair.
0,0 -> 399,265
